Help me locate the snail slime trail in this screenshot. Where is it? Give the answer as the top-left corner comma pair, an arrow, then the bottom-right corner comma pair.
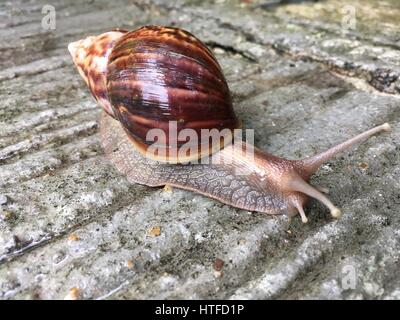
69,25 -> 391,223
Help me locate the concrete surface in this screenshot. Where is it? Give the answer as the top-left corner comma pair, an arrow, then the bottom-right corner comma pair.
0,0 -> 399,299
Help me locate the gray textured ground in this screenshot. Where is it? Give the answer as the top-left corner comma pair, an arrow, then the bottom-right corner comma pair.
0,0 -> 399,300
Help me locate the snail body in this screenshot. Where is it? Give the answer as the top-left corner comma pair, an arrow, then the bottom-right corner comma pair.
69,26 -> 390,223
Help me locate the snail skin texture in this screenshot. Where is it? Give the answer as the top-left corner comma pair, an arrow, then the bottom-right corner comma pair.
69,25 -> 390,223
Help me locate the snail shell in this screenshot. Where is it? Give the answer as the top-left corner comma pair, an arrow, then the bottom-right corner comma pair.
70,26 -> 240,163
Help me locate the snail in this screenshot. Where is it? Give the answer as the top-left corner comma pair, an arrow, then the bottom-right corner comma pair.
68,26 -> 390,223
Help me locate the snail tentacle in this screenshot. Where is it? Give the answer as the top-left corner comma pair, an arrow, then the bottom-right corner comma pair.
298,123 -> 391,176
284,171 -> 341,219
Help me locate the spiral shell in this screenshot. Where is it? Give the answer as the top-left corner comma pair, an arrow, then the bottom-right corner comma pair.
106,26 -> 240,162
68,29 -> 127,117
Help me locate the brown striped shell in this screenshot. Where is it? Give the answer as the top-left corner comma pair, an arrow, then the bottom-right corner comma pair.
106,26 -> 240,163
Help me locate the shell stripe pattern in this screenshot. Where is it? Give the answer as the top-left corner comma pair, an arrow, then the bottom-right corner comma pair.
106,26 -> 240,149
